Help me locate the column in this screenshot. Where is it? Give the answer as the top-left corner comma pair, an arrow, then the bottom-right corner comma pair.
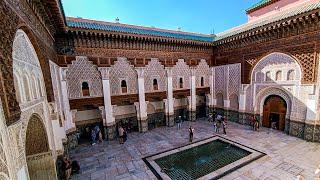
60,68 -> 76,133
165,67 -> 175,126
208,67 -> 215,114
60,68 -> 77,152
188,67 -> 196,121
98,67 -> 116,140
224,66 -> 230,118
239,84 -> 248,124
135,67 -> 148,132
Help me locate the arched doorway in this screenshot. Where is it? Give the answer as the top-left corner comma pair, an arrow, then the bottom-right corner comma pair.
25,114 -> 56,180
262,95 -> 287,131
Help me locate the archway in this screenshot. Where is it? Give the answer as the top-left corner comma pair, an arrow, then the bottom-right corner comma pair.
25,114 -> 56,180
262,95 -> 287,131
196,93 -> 207,119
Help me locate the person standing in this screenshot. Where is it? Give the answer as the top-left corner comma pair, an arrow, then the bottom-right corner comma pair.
222,117 -> 227,135
118,126 -> 124,144
177,116 -> 182,130
91,129 -> 96,145
189,126 -> 194,142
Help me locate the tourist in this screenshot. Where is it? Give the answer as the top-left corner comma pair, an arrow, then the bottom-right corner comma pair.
98,129 -> 103,143
91,129 -> 96,145
252,116 -> 256,131
222,117 -> 227,135
213,119 -> 217,133
63,157 -> 72,180
71,160 -> 80,175
118,126 -> 124,144
254,116 -> 259,131
189,126 -> 194,142
296,175 -> 304,180
177,116 -> 182,130
123,128 -> 127,142
216,114 -> 222,133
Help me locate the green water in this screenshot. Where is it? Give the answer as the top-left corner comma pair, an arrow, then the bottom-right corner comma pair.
155,139 -> 251,180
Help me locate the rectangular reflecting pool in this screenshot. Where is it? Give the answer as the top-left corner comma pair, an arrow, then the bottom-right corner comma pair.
144,136 -> 265,180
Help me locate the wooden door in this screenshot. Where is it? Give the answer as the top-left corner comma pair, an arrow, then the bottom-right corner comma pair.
262,104 -> 270,127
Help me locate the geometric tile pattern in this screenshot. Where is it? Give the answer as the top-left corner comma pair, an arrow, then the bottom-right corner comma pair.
228,63 -> 241,97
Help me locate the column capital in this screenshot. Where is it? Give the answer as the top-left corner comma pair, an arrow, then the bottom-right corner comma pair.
165,67 -> 173,77
135,67 -> 146,78
98,67 -> 111,80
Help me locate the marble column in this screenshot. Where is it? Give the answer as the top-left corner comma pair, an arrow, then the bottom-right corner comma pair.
239,84 -> 249,124
209,67 -> 215,113
60,68 -> 76,133
135,68 -> 148,132
98,67 -> 116,140
165,67 -> 175,126
188,67 -> 197,121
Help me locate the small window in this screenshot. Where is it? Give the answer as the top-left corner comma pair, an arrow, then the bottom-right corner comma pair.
200,77 -> 204,87
82,82 -> 90,96
121,80 -> 127,93
276,71 -> 282,81
153,79 -> 158,91
287,70 -> 294,80
266,71 -> 271,81
179,78 -> 183,88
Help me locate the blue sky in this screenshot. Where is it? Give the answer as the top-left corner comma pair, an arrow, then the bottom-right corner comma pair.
61,0 -> 258,34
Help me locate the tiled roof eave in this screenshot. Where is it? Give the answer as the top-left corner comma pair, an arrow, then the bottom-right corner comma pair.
215,3 -> 320,43
65,26 -> 214,45
246,0 -> 280,14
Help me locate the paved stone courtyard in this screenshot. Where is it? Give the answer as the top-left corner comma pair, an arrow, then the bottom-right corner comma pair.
70,120 -> 320,180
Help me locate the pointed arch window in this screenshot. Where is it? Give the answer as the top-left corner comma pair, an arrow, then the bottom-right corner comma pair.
276,71 -> 282,81
200,77 -> 204,87
179,77 -> 183,88
266,71 -> 271,81
287,70 -> 294,80
23,75 -> 31,101
82,82 -> 90,96
121,80 -> 127,93
153,79 -> 158,91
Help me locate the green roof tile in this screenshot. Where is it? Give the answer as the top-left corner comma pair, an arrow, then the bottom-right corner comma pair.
66,19 -> 215,42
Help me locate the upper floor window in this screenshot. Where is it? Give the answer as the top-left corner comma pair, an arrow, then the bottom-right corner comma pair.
153,79 -> 158,91
200,77 -> 204,87
121,80 -> 127,94
179,77 -> 183,88
266,71 -> 271,81
276,71 -> 282,81
287,70 -> 294,80
82,82 -> 90,96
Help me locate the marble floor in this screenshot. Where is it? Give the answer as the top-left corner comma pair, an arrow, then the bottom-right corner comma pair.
70,120 -> 320,180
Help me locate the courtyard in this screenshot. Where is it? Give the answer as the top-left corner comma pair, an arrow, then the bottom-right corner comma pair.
70,121 -> 320,180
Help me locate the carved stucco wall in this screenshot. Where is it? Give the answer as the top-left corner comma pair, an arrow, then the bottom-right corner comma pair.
144,58 -> 166,92
13,30 -> 46,104
66,56 -> 103,99
172,59 -> 190,89
109,58 -> 138,95
195,59 -> 210,87
7,29 -> 56,179
245,53 -> 308,122
0,101 -> 12,180
214,63 -> 241,100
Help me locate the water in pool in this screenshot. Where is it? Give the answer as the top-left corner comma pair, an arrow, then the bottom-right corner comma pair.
155,139 -> 251,179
